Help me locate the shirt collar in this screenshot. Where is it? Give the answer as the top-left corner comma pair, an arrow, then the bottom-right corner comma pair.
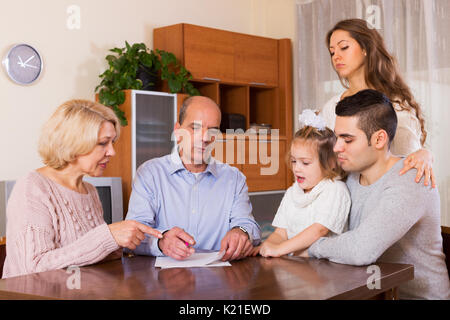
168,147 -> 185,175
167,147 -> 219,178
204,158 -> 219,178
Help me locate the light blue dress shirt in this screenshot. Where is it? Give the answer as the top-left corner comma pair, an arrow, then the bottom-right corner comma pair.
125,149 -> 261,256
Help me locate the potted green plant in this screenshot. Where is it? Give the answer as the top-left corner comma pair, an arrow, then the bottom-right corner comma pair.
96,42 -> 199,126
156,49 -> 199,97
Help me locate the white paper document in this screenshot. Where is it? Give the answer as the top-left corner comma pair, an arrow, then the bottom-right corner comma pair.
154,251 -> 231,269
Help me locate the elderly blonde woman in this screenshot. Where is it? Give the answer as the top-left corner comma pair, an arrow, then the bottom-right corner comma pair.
2,100 -> 162,278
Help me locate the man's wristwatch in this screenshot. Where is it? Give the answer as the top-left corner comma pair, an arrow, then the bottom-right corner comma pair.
233,226 -> 251,241
157,230 -> 169,252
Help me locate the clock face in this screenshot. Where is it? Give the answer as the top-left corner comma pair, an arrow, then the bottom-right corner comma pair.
3,44 -> 43,85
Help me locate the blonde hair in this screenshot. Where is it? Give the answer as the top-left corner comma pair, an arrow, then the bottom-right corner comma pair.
38,99 -> 120,169
288,126 -> 345,181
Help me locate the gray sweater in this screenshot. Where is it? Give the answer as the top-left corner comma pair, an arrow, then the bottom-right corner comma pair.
309,159 -> 450,299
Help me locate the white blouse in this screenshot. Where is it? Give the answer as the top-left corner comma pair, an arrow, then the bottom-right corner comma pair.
320,93 -> 422,157
272,179 -> 351,239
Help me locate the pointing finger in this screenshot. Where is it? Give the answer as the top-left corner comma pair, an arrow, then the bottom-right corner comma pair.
136,222 -> 163,239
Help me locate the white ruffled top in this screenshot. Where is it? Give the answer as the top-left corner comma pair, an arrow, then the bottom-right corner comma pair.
272,178 -> 351,239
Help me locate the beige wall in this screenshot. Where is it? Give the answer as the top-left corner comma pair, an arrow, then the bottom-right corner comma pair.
0,0 -> 297,180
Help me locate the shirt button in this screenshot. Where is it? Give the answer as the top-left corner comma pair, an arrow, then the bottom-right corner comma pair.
63,199 -> 68,205
85,206 -> 90,211
87,214 -> 92,220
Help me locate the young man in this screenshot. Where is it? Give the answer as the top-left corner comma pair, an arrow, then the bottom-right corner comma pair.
125,96 -> 261,261
307,89 -> 449,299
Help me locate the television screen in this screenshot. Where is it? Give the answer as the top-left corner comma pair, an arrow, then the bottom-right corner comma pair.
96,186 -> 113,224
0,177 -> 123,237
0,181 -> 15,237
83,176 -> 123,224
249,191 -> 285,241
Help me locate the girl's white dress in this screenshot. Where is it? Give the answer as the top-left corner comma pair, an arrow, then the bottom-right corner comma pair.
272,178 -> 351,239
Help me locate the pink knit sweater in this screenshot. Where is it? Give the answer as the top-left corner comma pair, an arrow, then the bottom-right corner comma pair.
2,171 -> 120,278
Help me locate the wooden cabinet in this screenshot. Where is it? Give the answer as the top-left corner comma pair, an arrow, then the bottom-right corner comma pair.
154,24 -> 234,83
211,136 -> 287,192
154,23 -> 293,192
211,137 -> 243,171
184,24 -> 235,82
154,23 -> 278,86
234,34 -> 278,86
242,138 -> 287,192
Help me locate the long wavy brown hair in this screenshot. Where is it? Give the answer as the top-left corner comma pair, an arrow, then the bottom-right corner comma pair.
326,18 -> 427,145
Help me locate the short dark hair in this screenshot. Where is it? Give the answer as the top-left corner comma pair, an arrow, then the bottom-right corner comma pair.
335,89 -> 397,147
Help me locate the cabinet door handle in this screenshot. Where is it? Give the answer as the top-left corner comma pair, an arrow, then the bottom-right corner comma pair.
203,77 -> 221,82
250,82 -> 267,86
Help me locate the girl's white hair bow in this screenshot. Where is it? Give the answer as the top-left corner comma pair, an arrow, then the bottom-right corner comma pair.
298,109 -> 327,131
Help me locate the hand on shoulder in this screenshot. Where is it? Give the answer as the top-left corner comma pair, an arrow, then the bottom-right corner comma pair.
399,149 -> 435,188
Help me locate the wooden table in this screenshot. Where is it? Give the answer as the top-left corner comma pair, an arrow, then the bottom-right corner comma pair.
0,255 -> 413,300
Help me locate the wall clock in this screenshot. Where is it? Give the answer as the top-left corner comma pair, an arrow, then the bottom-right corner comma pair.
3,44 -> 43,85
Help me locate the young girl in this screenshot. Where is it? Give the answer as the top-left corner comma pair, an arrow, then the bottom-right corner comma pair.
252,110 -> 351,258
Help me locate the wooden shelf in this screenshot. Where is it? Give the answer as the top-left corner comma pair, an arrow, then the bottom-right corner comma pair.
192,81 -> 219,105
192,79 -> 277,89
191,81 -> 282,134
212,139 -> 287,192
219,84 -> 249,129
154,23 -> 293,192
249,87 -> 281,135
242,139 -> 287,192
